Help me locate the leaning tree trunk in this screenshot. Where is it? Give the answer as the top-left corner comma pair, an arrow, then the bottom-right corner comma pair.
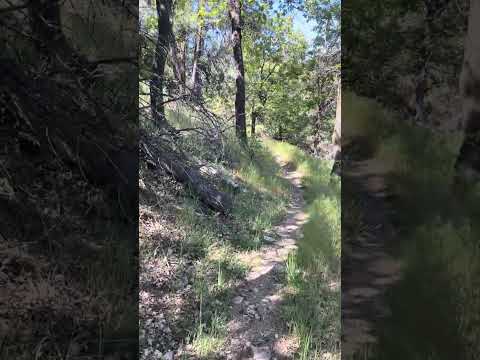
150,0 -> 173,126
228,0 -> 247,141
455,0 -> 480,183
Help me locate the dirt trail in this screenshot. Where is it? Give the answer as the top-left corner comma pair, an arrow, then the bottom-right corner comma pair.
223,159 -> 309,360
341,159 -> 402,358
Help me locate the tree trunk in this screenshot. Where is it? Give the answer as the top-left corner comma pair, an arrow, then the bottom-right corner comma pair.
170,37 -> 186,86
228,0 -> 247,141
191,1 -> 205,99
455,0 -> 480,183
191,29 -> 205,98
312,104 -> 322,156
150,0 -> 173,126
332,81 -> 341,147
331,81 -> 341,176
251,109 -> 257,135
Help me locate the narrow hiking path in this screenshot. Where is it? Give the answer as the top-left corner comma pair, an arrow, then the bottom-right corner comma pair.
342,158 -> 403,358
223,158 -> 309,360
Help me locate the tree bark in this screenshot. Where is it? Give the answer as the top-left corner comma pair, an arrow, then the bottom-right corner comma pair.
455,0 -> 480,184
251,109 -> 257,135
228,0 -> 247,141
191,26 -> 205,98
170,36 -> 186,86
191,0 -> 205,98
150,0 -> 173,126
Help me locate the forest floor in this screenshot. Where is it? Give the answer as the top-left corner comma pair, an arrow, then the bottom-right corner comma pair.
222,158 -> 308,359
139,133 -> 340,360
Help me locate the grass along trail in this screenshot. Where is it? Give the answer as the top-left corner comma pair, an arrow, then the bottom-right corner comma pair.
139,135 -> 340,360
223,158 -> 309,359
220,139 -> 341,360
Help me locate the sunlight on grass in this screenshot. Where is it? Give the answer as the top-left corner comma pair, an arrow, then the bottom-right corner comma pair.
265,138 -> 341,359
191,307 -> 227,357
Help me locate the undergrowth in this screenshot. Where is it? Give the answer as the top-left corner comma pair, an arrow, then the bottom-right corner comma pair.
140,109 -> 292,359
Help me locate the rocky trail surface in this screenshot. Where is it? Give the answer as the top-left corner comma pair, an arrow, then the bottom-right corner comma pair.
222,159 -> 309,360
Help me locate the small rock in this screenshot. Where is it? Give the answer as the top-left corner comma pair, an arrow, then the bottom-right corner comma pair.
199,165 -> 219,176
163,350 -> 174,360
252,346 -> 272,360
233,296 -> 244,305
263,235 -> 276,243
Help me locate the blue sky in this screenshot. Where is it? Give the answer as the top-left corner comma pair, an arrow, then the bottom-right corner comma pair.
292,10 -> 317,45
270,1 -> 317,46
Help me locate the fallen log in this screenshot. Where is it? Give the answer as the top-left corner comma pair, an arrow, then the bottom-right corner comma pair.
140,137 -> 232,214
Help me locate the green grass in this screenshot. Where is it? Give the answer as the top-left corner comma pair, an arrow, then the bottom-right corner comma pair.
189,292 -> 228,358
139,106 -> 298,357
344,92 -> 480,360
341,91 -> 395,151
265,139 -> 341,359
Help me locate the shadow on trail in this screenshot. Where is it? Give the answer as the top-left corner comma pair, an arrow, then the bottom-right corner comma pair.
341,158 -> 402,358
